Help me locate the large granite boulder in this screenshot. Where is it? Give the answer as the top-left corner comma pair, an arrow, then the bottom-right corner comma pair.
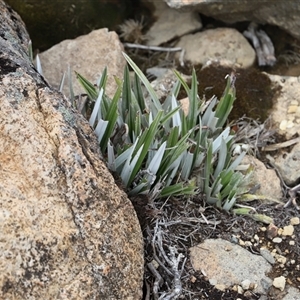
0,1 -> 143,299
164,0 -> 300,40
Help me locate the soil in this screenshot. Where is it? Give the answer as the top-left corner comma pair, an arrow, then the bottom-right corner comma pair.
129,191 -> 300,299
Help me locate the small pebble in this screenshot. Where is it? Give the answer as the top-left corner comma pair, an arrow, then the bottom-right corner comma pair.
215,284 -> 226,291
237,285 -> 244,294
267,223 -> 278,239
288,105 -> 298,113
289,240 -> 295,246
260,248 -> 275,264
241,279 -> 251,290
239,239 -> 245,246
272,237 -> 282,243
244,241 -> 252,247
279,120 -> 287,130
282,225 -> 294,236
275,254 -> 287,265
273,276 -> 286,291
243,291 -> 252,297
290,217 -> 300,225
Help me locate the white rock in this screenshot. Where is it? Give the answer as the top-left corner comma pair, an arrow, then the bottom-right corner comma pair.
275,254 -> 287,265
273,276 -> 286,291
282,225 -> 294,236
241,279 -> 251,290
290,217 -> 300,225
237,285 -> 244,294
272,237 -> 282,243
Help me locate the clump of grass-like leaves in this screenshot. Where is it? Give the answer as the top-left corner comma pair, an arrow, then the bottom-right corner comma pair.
75,53 -> 273,221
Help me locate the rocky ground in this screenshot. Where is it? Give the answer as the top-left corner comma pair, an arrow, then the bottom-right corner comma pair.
119,2 -> 300,299
32,1 -> 300,299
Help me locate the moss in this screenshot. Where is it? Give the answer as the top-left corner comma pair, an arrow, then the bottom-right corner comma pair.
192,64 -> 278,122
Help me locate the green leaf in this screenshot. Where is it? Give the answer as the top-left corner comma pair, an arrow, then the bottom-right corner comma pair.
122,65 -> 132,120
159,181 -> 196,198
100,86 -> 121,152
133,72 -> 147,112
186,69 -> 199,130
76,71 -> 98,100
215,74 -> 236,128
97,67 -> 108,90
127,111 -> 164,186
123,52 -> 162,114
147,141 -> 167,176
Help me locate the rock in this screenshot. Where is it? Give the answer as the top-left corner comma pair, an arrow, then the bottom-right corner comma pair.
0,1 -> 144,299
290,217 -> 300,226
267,143 -> 300,186
281,225 -> 294,236
268,74 -> 300,140
175,28 -> 255,68
266,223 -> 279,240
272,237 -> 283,244
241,279 -> 251,290
145,1 -> 202,46
260,248 -> 275,265
164,0 -> 300,41
38,28 -> 126,99
189,238 -> 272,294
241,156 -> 282,200
273,276 -> 286,291
282,285 -> 300,300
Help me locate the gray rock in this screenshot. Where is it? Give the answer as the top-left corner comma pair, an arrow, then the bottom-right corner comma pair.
267,143 -> 300,186
145,1 -> 202,46
175,28 -> 256,68
164,0 -> 300,41
38,28 -> 126,99
0,1 -> 143,299
189,238 -> 272,294
282,285 -> 300,300
260,248 -> 276,265
268,74 -> 300,140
